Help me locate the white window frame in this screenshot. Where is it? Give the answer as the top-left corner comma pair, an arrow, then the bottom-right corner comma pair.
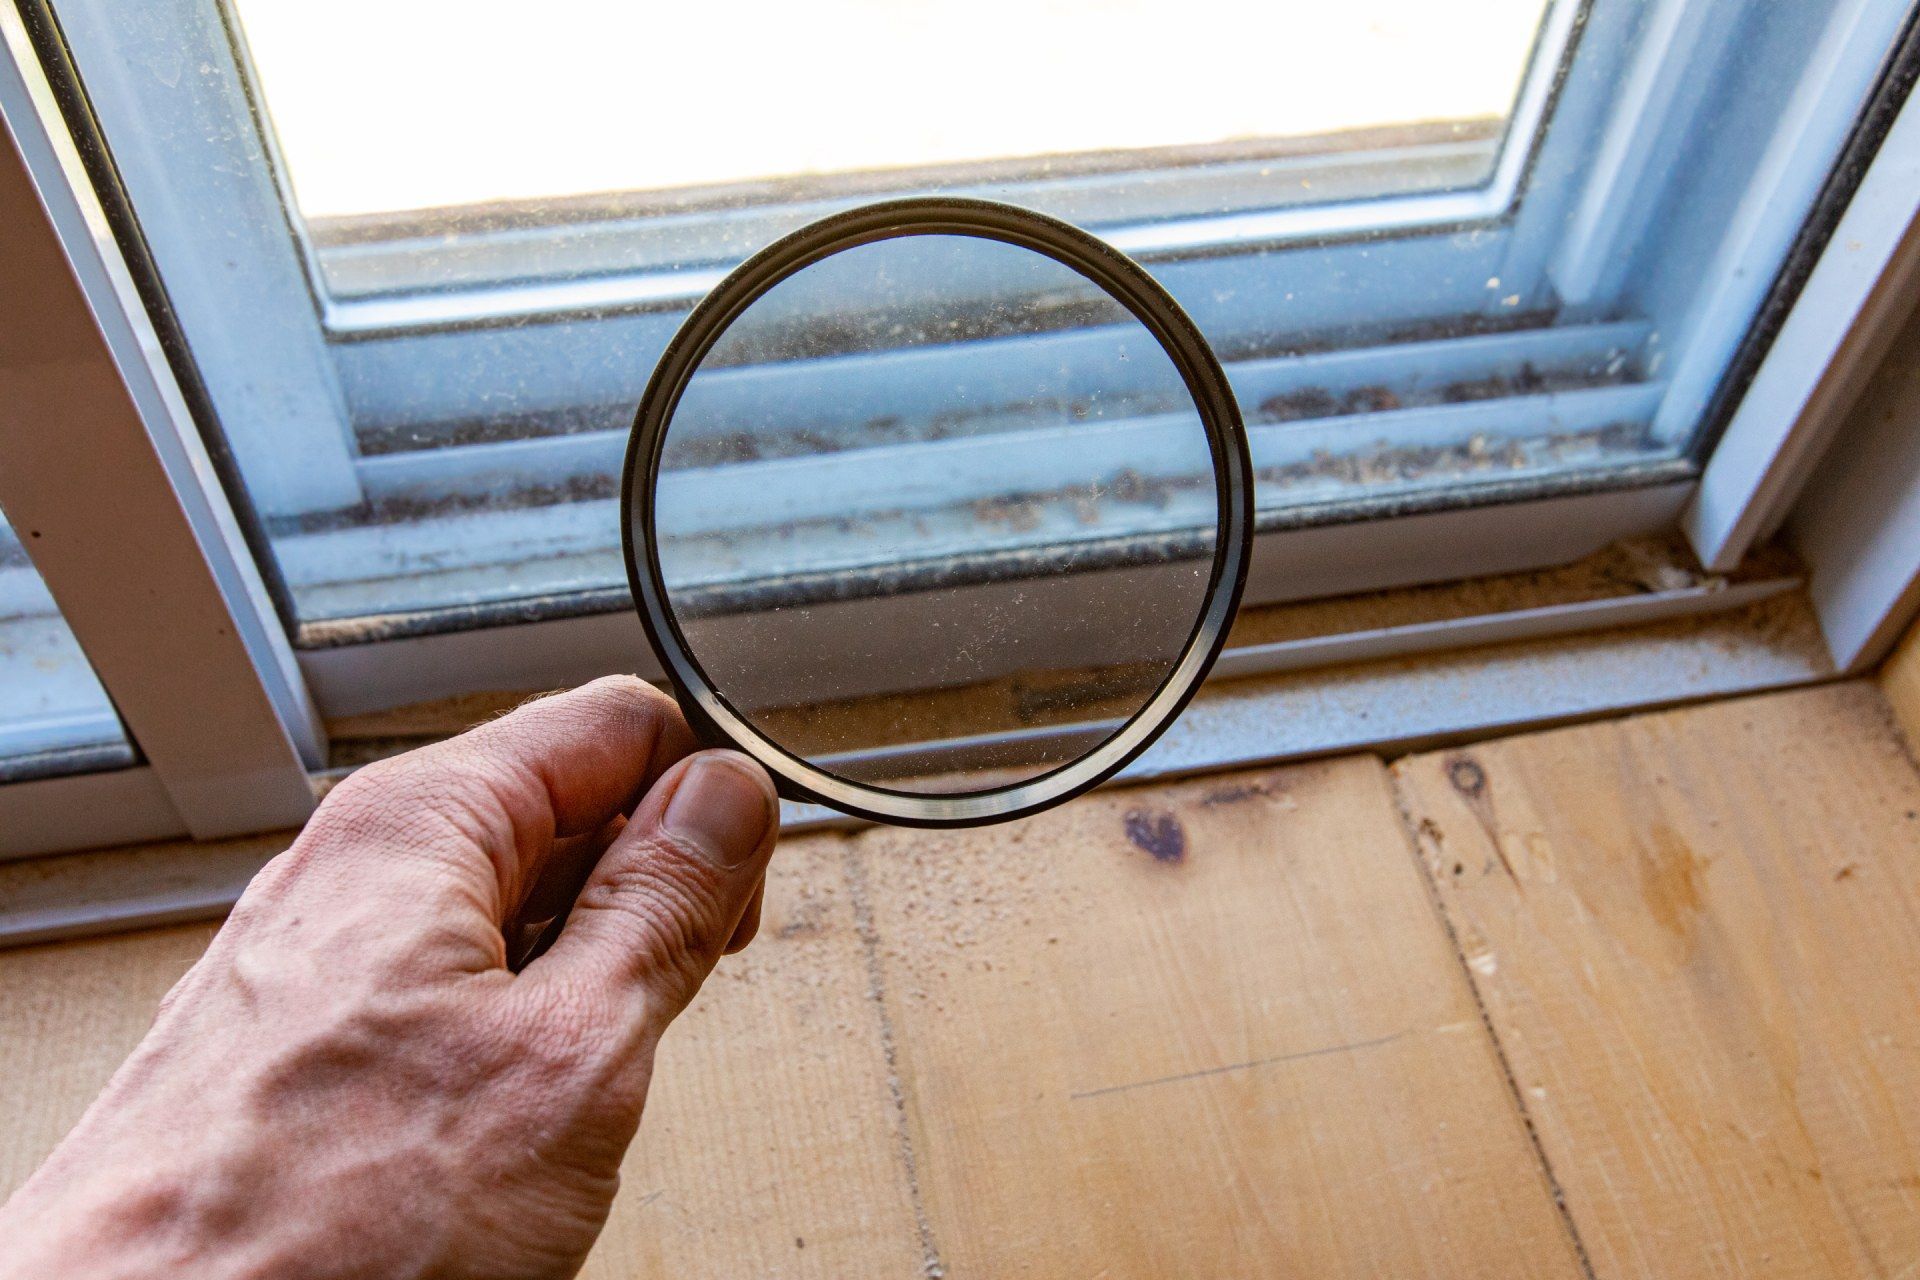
3,0 -> 1920,866
0,6 -> 319,852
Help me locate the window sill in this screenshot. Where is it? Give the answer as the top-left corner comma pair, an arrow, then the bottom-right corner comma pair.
0,551 -> 1830,947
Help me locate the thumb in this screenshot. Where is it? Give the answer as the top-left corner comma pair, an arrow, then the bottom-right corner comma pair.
534,749 -> 779,1018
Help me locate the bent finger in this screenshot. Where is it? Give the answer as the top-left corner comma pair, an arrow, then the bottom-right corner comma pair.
282,676 -> 698,921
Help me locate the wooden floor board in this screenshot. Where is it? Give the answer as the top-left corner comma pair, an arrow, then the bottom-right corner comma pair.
24,681 -> 1920,1275
854,757 -> 1581,1279
0,755 -> 1574,1277
1396,681 -> 1920,1279
1883,616 -> 1920,748
578,834 -> 924,1279
0,842 -> 927,1279
0,923 -> 212,1196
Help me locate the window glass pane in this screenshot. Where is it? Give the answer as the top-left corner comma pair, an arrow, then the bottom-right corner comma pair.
0,503 -> 131,781
233,0 -> 1547,299
28,0 -> 1916,633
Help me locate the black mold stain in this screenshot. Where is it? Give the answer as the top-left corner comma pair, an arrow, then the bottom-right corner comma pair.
1445,755 -> 1488,799
1124,809 -> 1186,864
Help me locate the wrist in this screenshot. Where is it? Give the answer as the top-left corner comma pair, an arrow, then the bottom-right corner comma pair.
1,1166 -> 207,1280
1,1075 -> 462,1280
0,1096 -> 298,1280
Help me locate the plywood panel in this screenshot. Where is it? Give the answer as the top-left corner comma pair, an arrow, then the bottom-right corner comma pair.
1396,682 -> 1920,1280
856,758 -> 1581,1279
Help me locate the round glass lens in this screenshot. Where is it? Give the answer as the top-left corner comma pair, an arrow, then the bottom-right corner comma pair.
634,213 -> 1240,818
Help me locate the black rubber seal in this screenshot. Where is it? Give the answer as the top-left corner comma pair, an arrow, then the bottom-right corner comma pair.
620,197 -> 1253,828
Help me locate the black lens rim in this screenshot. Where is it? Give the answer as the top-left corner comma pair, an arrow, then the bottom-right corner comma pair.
621,197 -> 1252,828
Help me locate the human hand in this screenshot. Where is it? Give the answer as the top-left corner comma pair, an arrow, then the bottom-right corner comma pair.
0,676 -> 780,1280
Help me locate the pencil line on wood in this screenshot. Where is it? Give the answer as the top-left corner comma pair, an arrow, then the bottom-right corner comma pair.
1068,1030 -> 1412,1101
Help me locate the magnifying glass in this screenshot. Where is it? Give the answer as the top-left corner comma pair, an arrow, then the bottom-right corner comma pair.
622,198 -> 1251,828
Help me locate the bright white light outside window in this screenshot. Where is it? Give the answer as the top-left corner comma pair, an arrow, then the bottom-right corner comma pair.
234,0 -> 1547,220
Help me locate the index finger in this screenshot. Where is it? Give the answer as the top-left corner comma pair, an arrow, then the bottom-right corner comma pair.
459,676 -> 699,838
297,675 -> 699,921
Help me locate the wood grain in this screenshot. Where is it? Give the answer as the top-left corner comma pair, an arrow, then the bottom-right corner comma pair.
1882,614 -> 1920,749
578,832 -> 924,1279
0,758 -> 1574,1277
854,757 -> 1581,1279
1396,681 -> 1920,1279
18,684 -> 1920,1276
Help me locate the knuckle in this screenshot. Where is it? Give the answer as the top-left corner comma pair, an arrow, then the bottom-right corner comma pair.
576,850 -> 729,1006
513,996 -> 657,1144
313,744 -> 526,850
572,676 -> 685,742
315,754 -> 447,831
237,748 -> 527,922
514,979 -> 631,1071
525,676 -> 670,738
581,673 -> 671,711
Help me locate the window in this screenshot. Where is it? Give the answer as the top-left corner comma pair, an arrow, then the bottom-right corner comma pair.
4,0 -> 1920,867
16,0 -> 1909,650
